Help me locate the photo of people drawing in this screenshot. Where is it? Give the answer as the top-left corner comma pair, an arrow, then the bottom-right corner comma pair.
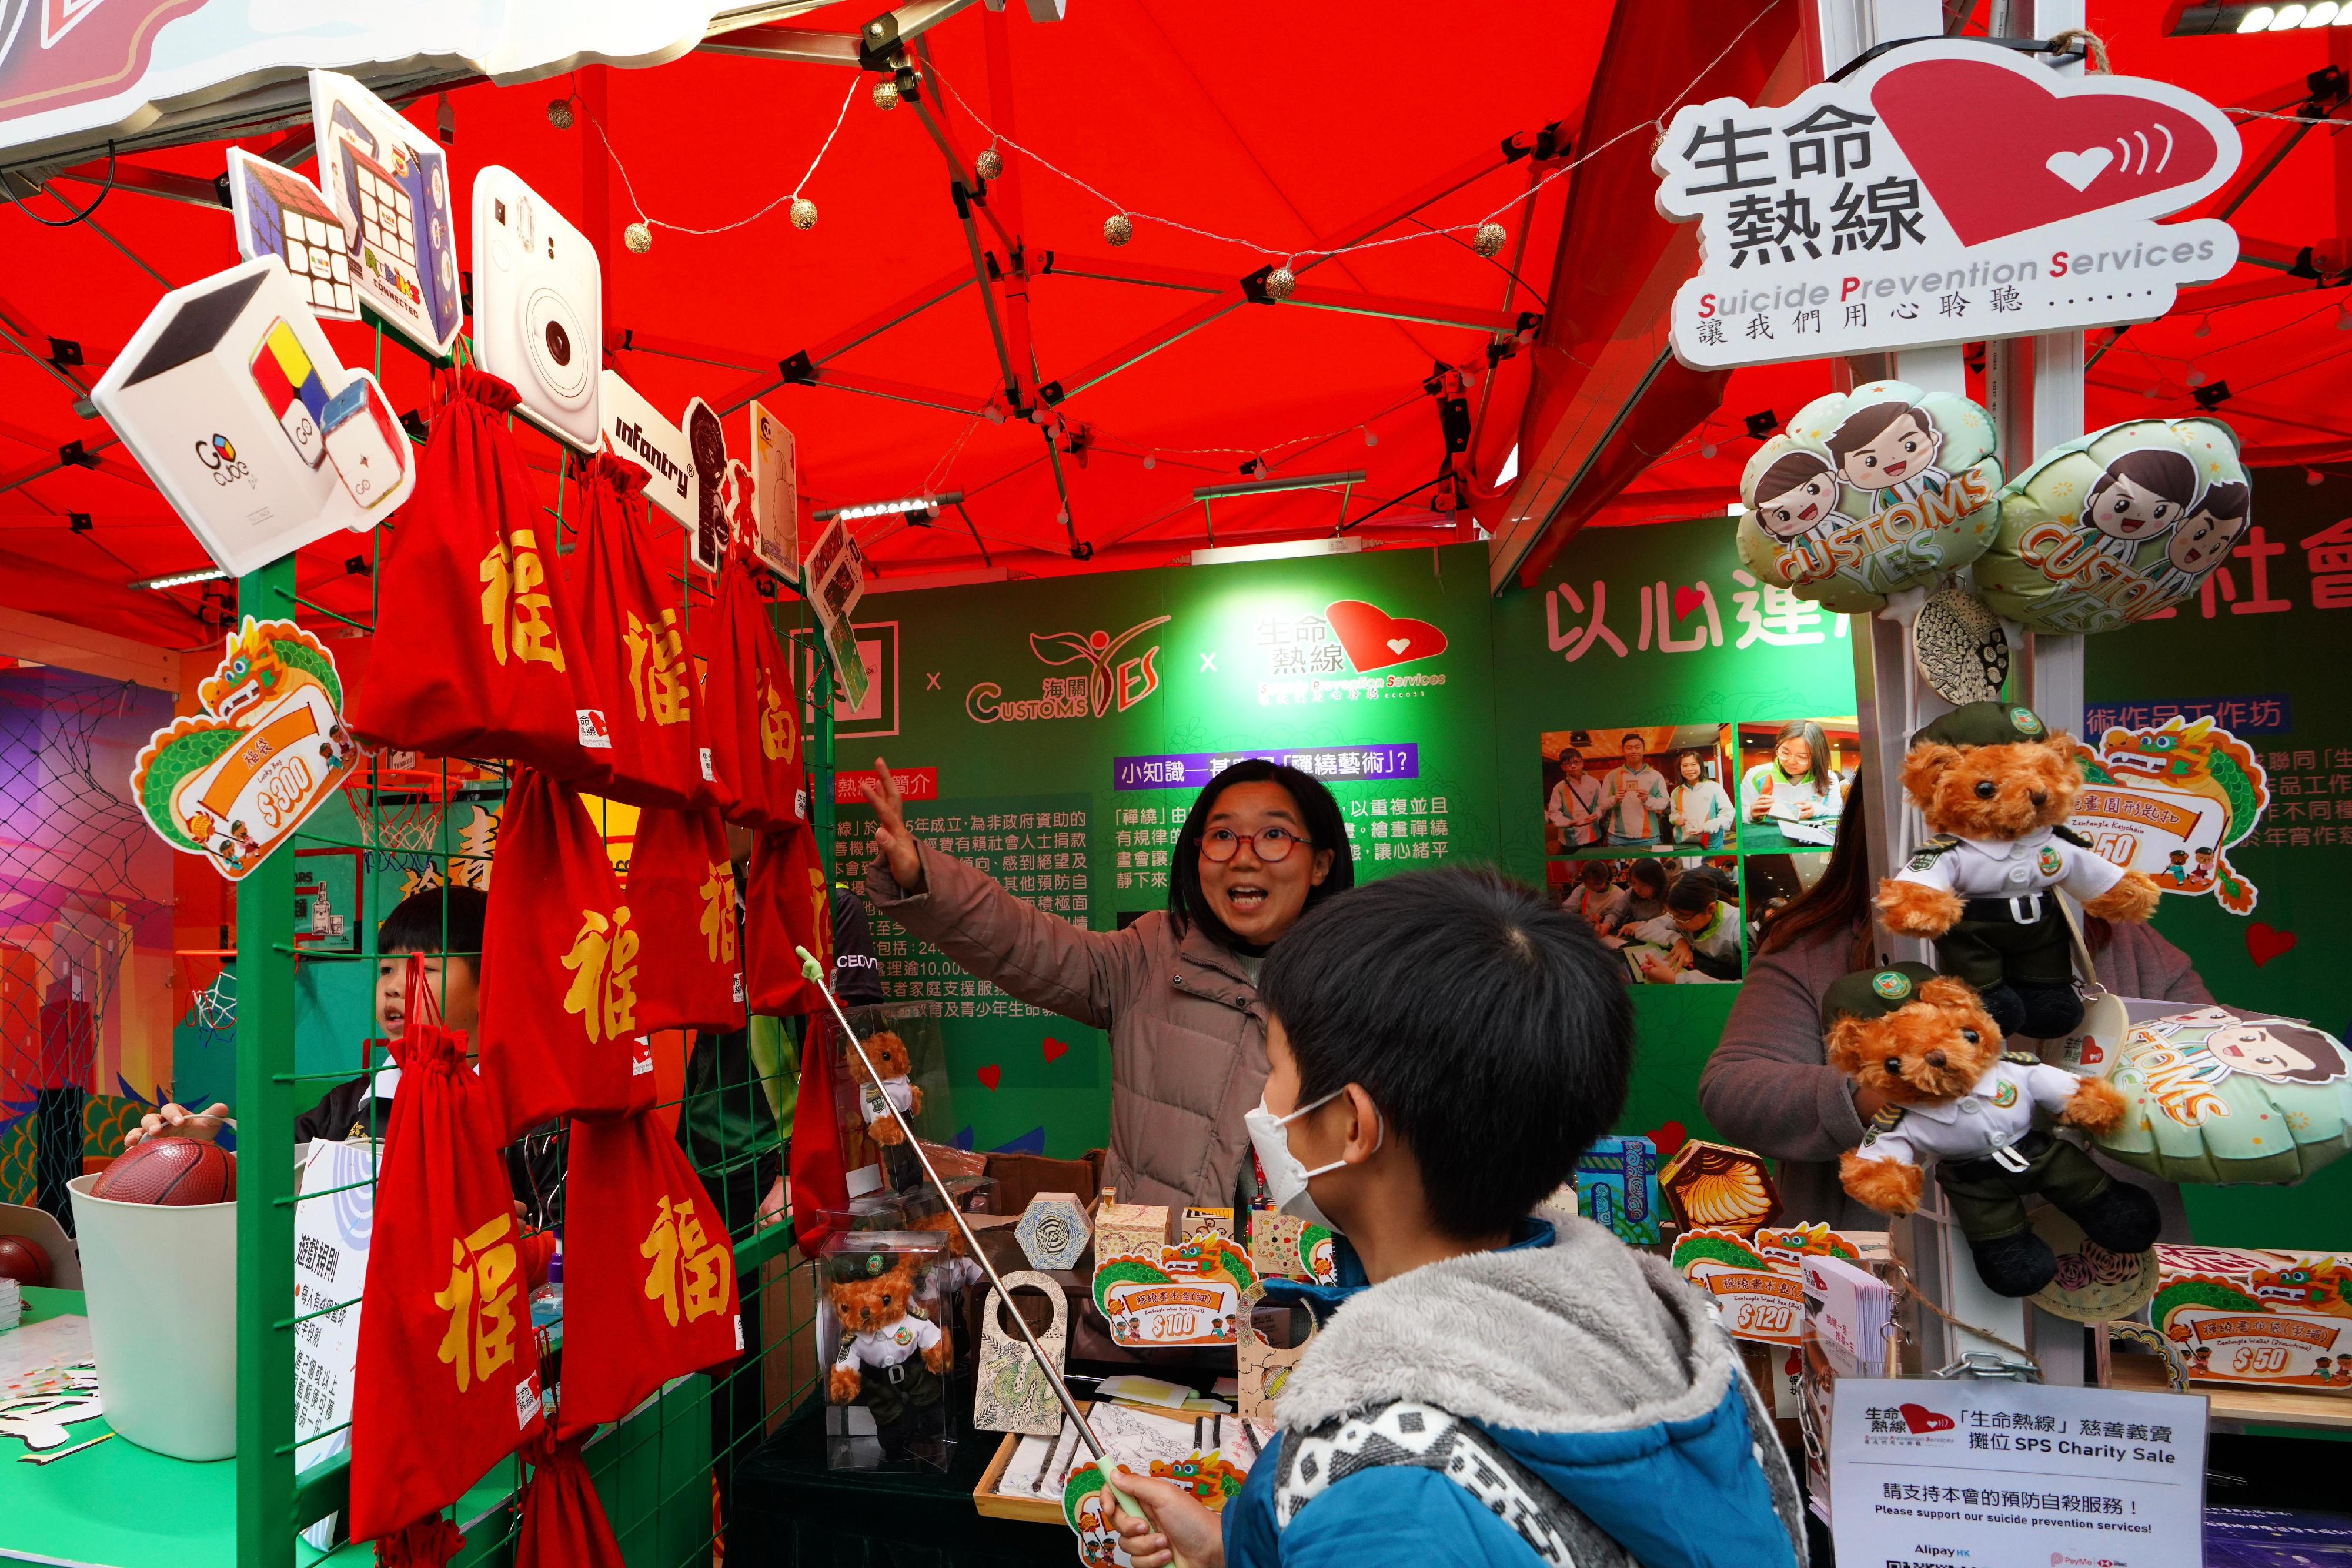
1546,855 -> 1742,985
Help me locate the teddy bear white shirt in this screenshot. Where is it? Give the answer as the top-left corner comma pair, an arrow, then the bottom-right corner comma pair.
1892,824 -> 2126,906
1856,1057 -> 2085,1169
860,1074 -> 915,1127
834,1313 -> 941,1373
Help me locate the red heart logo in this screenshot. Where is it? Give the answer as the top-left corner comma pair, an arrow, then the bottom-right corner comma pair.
1646,1120 -> 1689,1159
1873,58 -> 2224,246
2248,922 -> 2298,968
977,1065 -> 1002,1091
1325,600 -> 1448,673
1898,1402 -> 1955,1434
1672,587 -> 1706,621
1042,1037 -> 1070,1064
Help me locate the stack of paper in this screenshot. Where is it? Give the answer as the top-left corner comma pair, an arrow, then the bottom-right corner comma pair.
0,1278 -> 20,1332
1802,1252 -> 1893,1379
990,1403 -> 1267,1503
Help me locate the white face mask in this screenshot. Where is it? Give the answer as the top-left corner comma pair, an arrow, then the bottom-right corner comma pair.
1244,1088 -> 1382,1232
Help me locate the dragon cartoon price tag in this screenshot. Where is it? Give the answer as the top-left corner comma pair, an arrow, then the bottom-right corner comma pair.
1092,1234 -> 1258,1349
132,616 -> 360,881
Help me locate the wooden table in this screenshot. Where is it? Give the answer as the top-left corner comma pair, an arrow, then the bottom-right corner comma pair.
2109,1350 -> 2352,1433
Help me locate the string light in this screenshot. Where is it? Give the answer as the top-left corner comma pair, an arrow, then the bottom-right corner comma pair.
976,145 -> 1003,181
1265,265 -> 1297,300
2187,368 -> 2208,387
570,75 -> 860,252
873,79 -> 901,111
926,2 -> 1783,273
2193,316 -> 2211,337
1142,452 -> 1157,469
546,98 -> 574,129
1104,213 -> 1133,247
1362,427 -> 1379,447
1473,222 -> 1508,258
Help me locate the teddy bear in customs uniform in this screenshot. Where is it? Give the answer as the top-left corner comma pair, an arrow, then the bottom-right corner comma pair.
826,1245 -> 953,1457
1827,963 -> 2161,1296
1875,701 -> 2161,1040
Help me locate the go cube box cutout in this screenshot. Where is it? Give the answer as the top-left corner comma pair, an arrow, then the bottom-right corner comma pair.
93,257 -> 410,577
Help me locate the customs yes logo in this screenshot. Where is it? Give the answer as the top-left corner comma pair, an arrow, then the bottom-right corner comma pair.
968,615 -> 1171,724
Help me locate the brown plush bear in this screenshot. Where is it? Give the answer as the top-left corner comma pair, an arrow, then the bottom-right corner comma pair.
824,1246 -> 953,1456
1875,701 -> 2161,1040
852,1031 -> 921,1147
1826,962 -> 2160,1296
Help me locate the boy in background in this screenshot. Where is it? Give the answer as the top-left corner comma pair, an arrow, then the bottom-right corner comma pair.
1109,868 -> 1802,1568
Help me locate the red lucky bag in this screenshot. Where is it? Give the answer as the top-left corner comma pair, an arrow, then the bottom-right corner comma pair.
703,552 -> 808,831
513,1431 -> 625,1568
349,961 -> 547,1546
567,454 -> 725,810
347,370 -> 601,779
556,1111 -> 743,1435
478,768 -> 654,1143
743,823 -> 831,1016
625,806 -> 746,1035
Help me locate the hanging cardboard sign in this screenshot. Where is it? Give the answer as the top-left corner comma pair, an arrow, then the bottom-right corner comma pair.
600,370 -> 697,531
1653,39 -> 2240,369
308,71 -> 463,360
746,400 -> 800,577
131,617 -> 361,882
801,516 -> 870,710
682,397 -> 730,576
91,258 -> 413,576
226,149 -> 359,322
472,166 -> 603,453
1092,1234 -> 1257,1349
2070,717 -> 2269,915
974,1269 -> 1068,1436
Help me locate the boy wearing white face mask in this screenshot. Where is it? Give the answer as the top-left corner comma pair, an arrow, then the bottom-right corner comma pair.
1113,868 -> 1806,1568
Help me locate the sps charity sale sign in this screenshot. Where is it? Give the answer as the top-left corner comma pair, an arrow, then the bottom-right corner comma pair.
1653,39 -> 2241,369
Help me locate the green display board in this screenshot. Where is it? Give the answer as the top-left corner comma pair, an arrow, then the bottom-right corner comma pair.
820,525 -> 1856,1158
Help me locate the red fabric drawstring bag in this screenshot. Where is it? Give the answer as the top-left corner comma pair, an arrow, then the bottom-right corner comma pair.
743,823 -> 830,1016
789,1008 -> 850,1253
703,553 -> 808,831
625,807 -> 746,1036
347,370 -> 601,779
477,768 -> 654,1144
566,454 -> 724,811
349,960 -> 547,1546
556,1111 -> 743,1435
513,1430 -> 626,1568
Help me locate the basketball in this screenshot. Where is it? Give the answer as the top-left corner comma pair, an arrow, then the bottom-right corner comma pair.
0,1235 -> 48,1286
92,1137 -> 237,1206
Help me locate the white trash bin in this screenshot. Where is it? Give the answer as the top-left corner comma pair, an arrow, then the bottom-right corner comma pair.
67,1173 -> 237,1461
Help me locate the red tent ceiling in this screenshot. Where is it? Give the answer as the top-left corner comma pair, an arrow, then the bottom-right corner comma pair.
0,1 -> 2346,655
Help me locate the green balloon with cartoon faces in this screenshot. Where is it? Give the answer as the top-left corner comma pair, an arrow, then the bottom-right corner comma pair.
1977,417 -> 2248,635
2095,1007 -> 2352,1185
1736,379 -> 2002,613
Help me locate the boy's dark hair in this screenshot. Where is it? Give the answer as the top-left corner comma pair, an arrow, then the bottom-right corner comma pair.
2089,447 -> 2199,509
2196,479 -> 2251,523
379,885 -> 490,976
1261,867 -> 1633,1239
1578,858 -> 1614,888
1667,875 -> 1718,917
1168,759 -> 1354,951
1755,449 -> 1835,501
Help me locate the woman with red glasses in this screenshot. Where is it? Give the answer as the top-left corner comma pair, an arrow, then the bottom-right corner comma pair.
861,755 -> 1355,1211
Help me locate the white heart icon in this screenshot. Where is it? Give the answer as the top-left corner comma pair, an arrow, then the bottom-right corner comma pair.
2045,147 -> 2114,193
1385,637 -> 1412,654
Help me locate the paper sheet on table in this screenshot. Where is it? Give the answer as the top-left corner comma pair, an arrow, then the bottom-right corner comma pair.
992,1404 -> 1260,1499
0,1315 -> 93,1396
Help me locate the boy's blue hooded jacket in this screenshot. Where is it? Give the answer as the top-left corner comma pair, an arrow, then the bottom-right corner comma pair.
1221,1215 -> 1807,1568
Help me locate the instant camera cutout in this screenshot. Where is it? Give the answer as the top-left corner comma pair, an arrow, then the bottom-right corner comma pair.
472,165 -> 602,452
600,369 -> 697,531
308,70 -> 463,359
92,258 -> 413,577
226,149 -> 358,322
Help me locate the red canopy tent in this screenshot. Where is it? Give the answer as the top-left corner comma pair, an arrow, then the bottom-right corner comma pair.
1,0 -> 2346,653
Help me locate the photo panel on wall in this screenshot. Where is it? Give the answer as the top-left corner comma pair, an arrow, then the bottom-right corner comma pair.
1740,851 -> 1833,959
1734,716 -> 1859,855
1541,723 -> 1738,857
1549,854 -> 1745,988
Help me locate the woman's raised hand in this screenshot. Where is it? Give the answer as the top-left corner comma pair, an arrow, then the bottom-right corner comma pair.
861,754 -> 923,890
